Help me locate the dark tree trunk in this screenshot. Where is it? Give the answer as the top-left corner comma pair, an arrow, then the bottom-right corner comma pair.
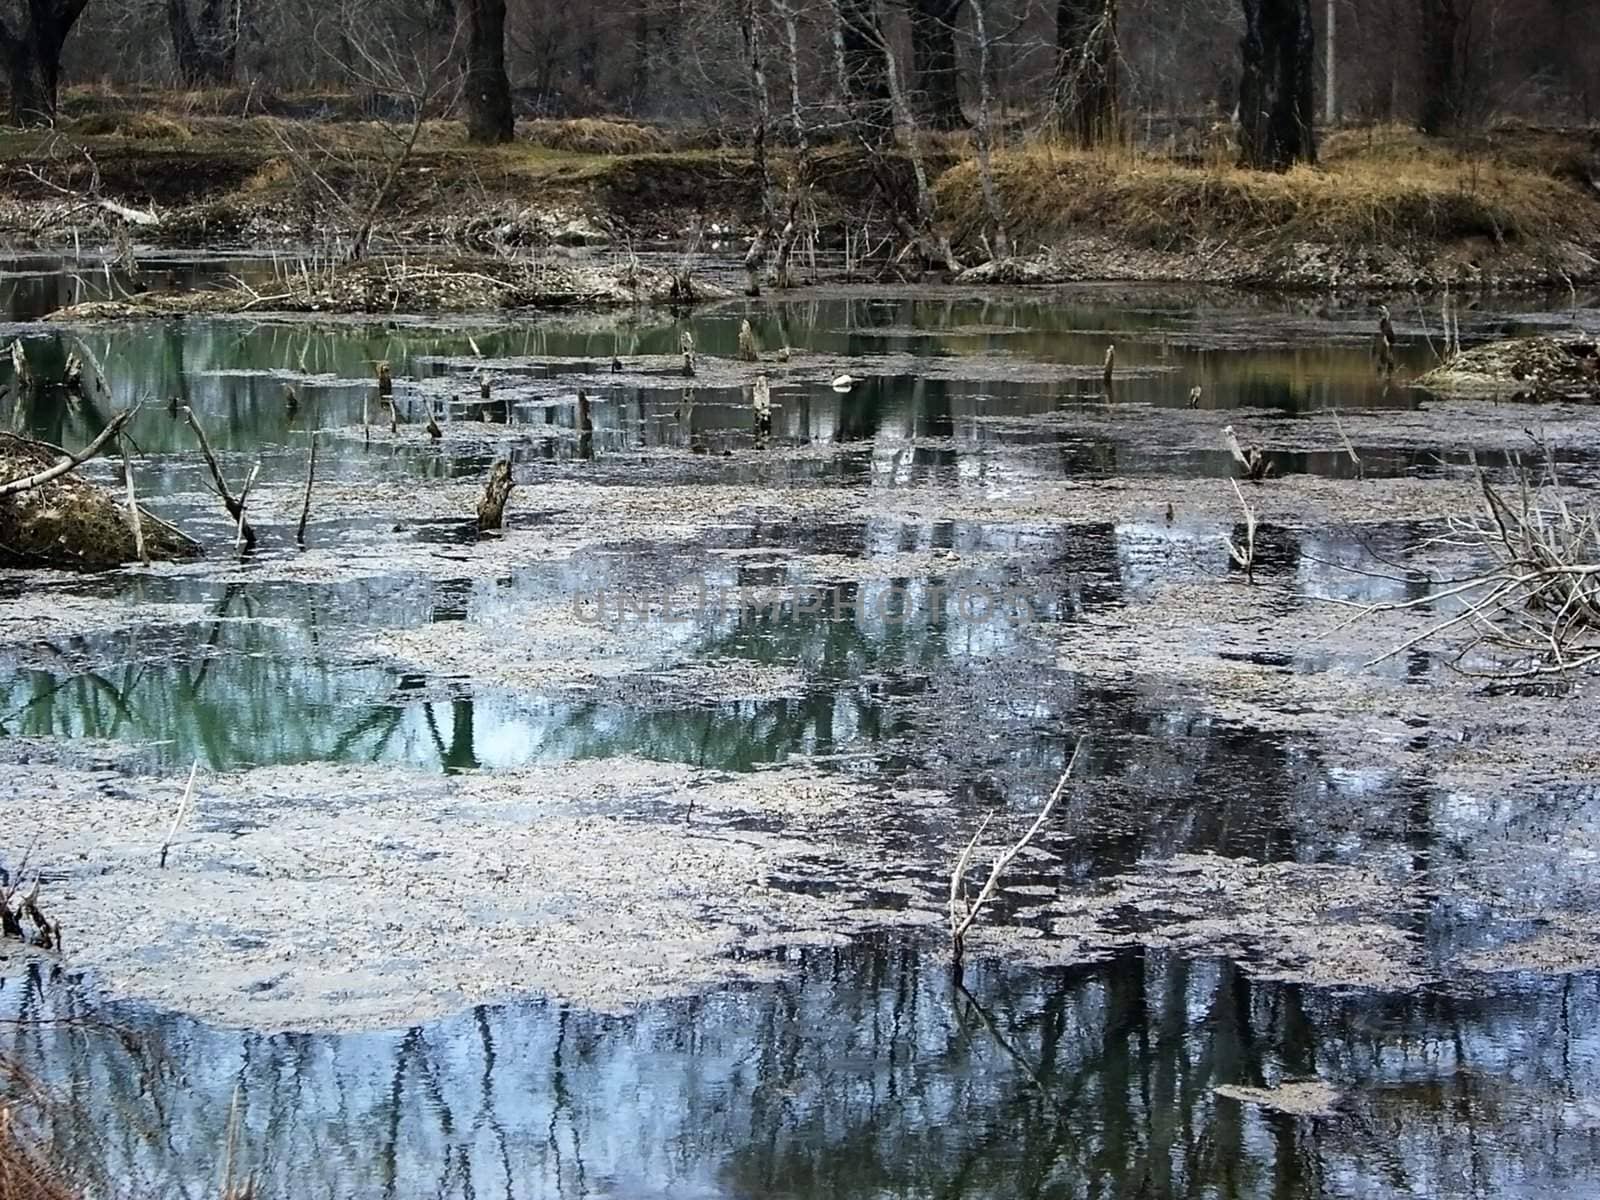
461,0 -> 513,143
1418,0 -> 1464,135
0,0 -> 90,126
1237,0 -> 1316,170
165,0 -> 240,86
909,0 -> 964,130
576,8 -> 598,97
1056,0 -> 1118,145
835,0 -> 891,142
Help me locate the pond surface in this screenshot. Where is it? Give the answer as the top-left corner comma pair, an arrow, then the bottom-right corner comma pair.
2,264 -> 1598,1198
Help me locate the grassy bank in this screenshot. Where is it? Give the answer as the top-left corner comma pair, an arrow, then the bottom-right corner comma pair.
936,127 -> 1600,286
2,90 -> 1597,290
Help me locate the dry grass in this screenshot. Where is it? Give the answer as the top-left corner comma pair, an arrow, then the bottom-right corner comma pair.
521,117 -> 675,156
936,129 -> 1600,254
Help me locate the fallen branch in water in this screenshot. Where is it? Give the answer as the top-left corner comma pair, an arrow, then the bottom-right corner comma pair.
949,739 -> 1083,971
0,406 -> 138,499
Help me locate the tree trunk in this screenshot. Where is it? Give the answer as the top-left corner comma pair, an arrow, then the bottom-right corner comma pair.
461,0 -> 513,143
1056,0 -> 1119,145
165,0 -> 240,86
909,0 -> 964,130
0,1 -> 90,126
1237,0 -> 1317,170
1418,0 -> 1464,135
834,0 -> 891,143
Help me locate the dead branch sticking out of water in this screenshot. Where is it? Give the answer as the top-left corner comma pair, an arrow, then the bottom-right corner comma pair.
296,436 -> 317,547
1329,408 -> 1362,478
159,762 -> 198,870
1224,479 -> 1259,585
948,740 -> 1083,972
1224,425 -> 1274,483
183,408 -> 256,550
477,460 -> 514,533
0,407 -> 136,500
0,859 -> 60,952
118,438 -> 147,566
1354,450 -> 1600,678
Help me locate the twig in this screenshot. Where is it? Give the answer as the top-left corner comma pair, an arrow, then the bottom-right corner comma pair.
949,739 -> 1084,966
159,761 -> 198,869
296,435 -> 317,547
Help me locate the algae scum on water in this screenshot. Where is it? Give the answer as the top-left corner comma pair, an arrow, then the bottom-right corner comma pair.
3,270 -> 1600,1198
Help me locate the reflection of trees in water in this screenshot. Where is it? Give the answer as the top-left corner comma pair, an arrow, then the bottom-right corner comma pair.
3,949 -> 1595,1199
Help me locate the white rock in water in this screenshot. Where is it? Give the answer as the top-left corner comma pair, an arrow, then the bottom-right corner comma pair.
831,374 -> 856,392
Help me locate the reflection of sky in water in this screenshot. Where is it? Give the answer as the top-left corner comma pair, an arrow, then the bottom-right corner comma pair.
4,946 -> 1599,1200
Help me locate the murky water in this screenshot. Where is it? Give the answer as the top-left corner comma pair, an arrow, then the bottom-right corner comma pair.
3,262 -> 1598,1197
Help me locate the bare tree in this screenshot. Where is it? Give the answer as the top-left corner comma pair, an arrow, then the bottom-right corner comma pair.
970,0 -> 1009,259
1057,0 -> 1118,145
165,0 -> 243,85
769,0 -> 812,289
739,0 -> 775,295
272,1 -> 460,259
1238,0 -> 1317,169
0,0 -> 92,125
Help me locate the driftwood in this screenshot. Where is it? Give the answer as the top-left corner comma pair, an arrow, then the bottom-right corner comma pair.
477,459 -> 514,532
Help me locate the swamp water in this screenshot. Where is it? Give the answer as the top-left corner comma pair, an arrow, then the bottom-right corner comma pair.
2,270 -> 1599,1198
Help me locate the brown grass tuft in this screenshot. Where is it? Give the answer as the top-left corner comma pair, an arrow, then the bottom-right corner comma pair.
521,118 -> 674,156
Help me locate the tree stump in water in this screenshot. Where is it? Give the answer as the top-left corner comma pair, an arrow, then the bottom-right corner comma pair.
738,319 -> 760,363
476,459 -> 514,532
